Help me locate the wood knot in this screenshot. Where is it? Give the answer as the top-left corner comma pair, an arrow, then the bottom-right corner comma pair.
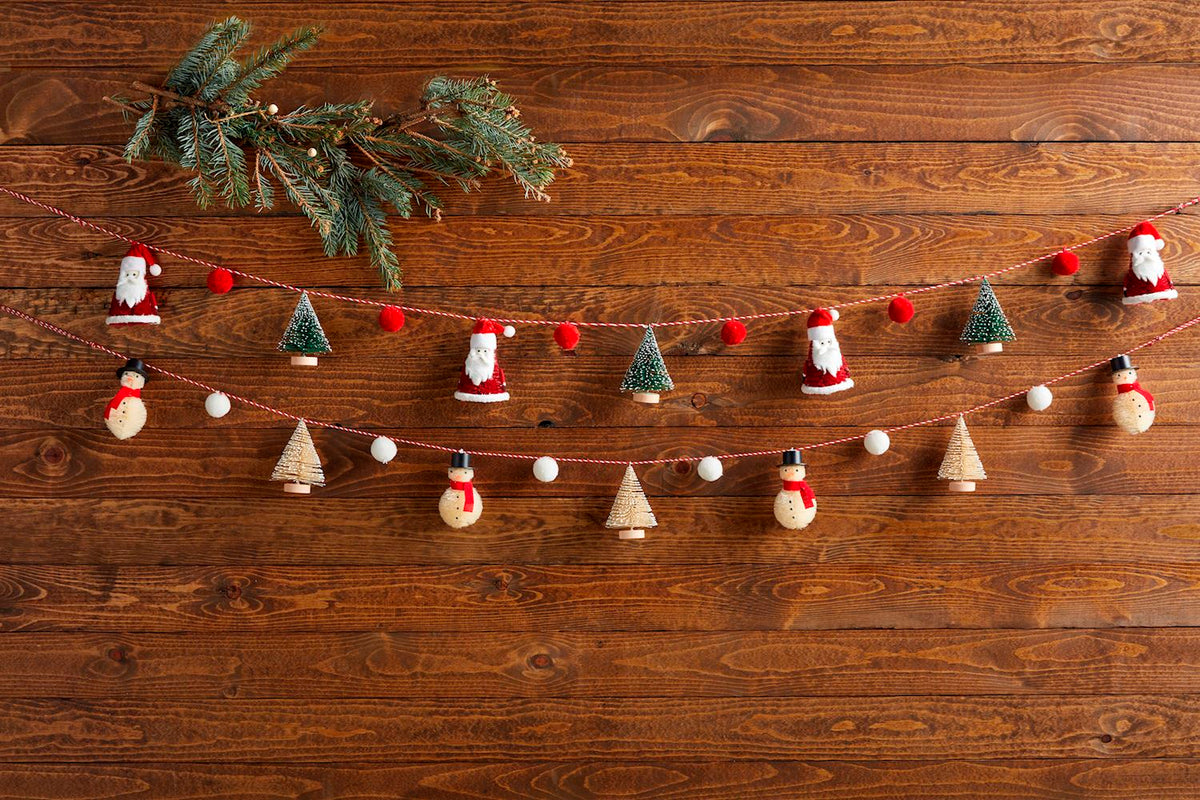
690,392 -> 707,409
40,443 -> 66,466
537,419 -> 555,429
528,653 -> 553,670
673,460 -> 691,475
222,583 -> 242,600
107,647 -> 126,663
76,155 -> 92,166
1100,734 -> 1114,743
494,575 -> 510,591
1066,289 -> 1084,300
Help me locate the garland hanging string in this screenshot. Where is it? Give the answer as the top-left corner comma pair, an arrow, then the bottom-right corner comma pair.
0,182 -> 1196,329
3,301 -> 1198,466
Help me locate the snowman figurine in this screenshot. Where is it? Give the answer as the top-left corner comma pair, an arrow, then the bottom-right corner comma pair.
439,451 -> 483,528
774,449 -> 817,530
104,359 -> 149,440
1110,355 -> 1155,435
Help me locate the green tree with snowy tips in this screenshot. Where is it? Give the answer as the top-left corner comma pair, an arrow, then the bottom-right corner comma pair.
278,292 -> 331,366
621,327 -> 674,405
960,278 -> 1015,354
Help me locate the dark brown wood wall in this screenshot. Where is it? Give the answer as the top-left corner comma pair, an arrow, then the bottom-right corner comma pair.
1,2 -> 1200,797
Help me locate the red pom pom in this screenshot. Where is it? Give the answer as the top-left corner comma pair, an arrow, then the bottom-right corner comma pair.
554,322 -> 580,351
206,268 -> 234,294
888,295 -> 914,324
720,319 -> 747,345
379,305 -> 406,332
1051,251 -> 1080,276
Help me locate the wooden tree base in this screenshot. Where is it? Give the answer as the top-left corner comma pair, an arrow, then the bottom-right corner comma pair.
290,355 -> 319,366
618,528 -> 645,540
976,342 -> 1003,354
631,392 -> 660,404
283,482 -> 312,494
948,480 -> 977,493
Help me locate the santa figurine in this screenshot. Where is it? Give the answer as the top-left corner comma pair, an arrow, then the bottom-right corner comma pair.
455,318 -> 516,403
774,449 -> 816,530
105,358 -> 149,440
1110,355 -> 1155,435
1123,221 -> 1177,305
439,451 -> 483,528
106,243 -> 162,325
801,308 -> 853,395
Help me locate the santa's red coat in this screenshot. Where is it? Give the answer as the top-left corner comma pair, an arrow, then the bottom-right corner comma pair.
1123,268 -> 1176,302
456,362 -> 507,397
106,291 -> 160,324
802,356 -> 851,390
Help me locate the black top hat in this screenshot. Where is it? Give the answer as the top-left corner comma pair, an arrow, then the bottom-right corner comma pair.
450,451 -> 472,469
116,358 -> 149,380
779,449 -> 804,466
1110,355 -> 1137,373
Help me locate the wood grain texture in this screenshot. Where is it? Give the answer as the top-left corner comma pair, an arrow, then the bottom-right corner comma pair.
3,629 -> 1200,699
3,287 -> 1196,361
0,696 -> 1196,760
3,563 -> 1200,632
3,213 -> 1188,289
6,143 -> 1200,216
13,65 -> 1200,145
5,0 -> 1200,792
1,496 -> 1199,566
0,425 -> 1195,498
6,2 -> 1200,67
7,355 -> 1200,429
3,760 -> 1200,800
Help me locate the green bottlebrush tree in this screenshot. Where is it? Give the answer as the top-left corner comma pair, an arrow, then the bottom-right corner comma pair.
106,16 -> 571,290
278,292 -> 332,361
960,277 -> 1015,348
620,327 -> 674,404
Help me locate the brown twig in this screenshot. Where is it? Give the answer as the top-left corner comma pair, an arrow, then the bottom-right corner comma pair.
130,80 -> 223,111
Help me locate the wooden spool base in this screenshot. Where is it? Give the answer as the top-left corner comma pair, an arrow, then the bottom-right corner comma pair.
948,480 -> 976,493
618,528 -> 645,540
976,342 -> 1003,354
290,355 -> 319,366
283,482 -> 312,494
631,392 -> 660,404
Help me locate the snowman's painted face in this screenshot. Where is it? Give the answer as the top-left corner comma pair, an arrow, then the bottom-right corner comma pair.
1112,368 -> 1138,385
120,371 -> 146,390
449,466 -> 474,482
779,464 -> 806,481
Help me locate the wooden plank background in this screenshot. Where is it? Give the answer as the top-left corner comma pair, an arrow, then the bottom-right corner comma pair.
1,2 -> 1199,797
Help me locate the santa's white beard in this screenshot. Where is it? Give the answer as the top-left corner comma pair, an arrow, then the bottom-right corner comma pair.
464,349 -> 496,385
810,340 -> 843,374
1131,251 -> 1164,283
114,272 -> 148,307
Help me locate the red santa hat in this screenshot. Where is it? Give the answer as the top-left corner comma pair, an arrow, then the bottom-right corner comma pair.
1127,221 -> 1164,254
806,307 -> 840,340
470,318 -> 516,349
123,242 -> 162,277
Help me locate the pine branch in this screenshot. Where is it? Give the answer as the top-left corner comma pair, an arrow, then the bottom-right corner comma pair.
110,16 -> 569,290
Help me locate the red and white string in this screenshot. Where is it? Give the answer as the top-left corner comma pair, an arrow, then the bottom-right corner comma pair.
3,301 -> 1197,466
1,182 -> 1196,330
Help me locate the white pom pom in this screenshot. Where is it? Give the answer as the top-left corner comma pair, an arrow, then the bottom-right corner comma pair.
829,308 -> 839,321
697,456 -> 724,482
148,263 -> 162,277
204,391 -> 231,418
864,429 -> 890,455
503,325 -> 516,338
1026,384 -> 1053,412
533,456 -> 559,482
370,436 -> 397,464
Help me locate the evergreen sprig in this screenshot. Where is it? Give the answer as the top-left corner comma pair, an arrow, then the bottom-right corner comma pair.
107,17 -> 571,290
